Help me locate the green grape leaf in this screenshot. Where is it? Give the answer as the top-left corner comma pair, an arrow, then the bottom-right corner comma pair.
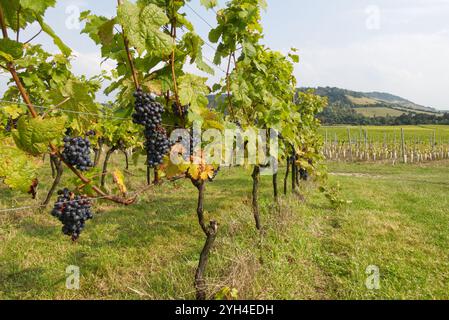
80,11 -> 110,45
200,0 -> 218,9
117,1 -> 144,52
35,15 -> 72,56
12,116 -> 66,156
117,0 -> 140,26
178,74 -> 210,111
0,144 -> 39,193
242,41 -> 256,57
0,38 -> 24,62
288,53 -> 299,63
19,0 -> 56,14
140,3 -> 169,26
181,32 -> 215,75
117,1 -> 172,55
145,29 -> 173,55
196,55 -> 215,75
176,13 -> 194,31
208,27 -> 222,43
98,18 -> 117,46
49,79 -> 99,131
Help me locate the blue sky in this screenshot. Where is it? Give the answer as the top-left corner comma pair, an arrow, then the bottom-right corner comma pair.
1,0 -> 449,109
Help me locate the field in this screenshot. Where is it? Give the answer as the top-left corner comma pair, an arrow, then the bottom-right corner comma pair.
319,125 -> 449,143
354,107 -> 406,118
319,125 -> 449,164
1,156 -> 449,300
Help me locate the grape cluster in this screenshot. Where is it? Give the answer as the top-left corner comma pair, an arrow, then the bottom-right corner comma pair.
51,188 -> 93,241
145,128 -> 171,167
4,118 -> 17,133
172,102 -> 189,118
4,120 -> 12,133
62,136 -> 93,171
299,168 -> 309,181
132,89 -> 163,128
133,89 -> 171,167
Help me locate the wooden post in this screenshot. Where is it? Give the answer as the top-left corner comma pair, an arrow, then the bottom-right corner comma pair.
347,127 -> 352,161
401,128 -> 406,163
432,130 -> 437,150
364,128 -> 368,160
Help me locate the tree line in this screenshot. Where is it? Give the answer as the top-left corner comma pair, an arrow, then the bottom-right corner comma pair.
318,103 -> 449,126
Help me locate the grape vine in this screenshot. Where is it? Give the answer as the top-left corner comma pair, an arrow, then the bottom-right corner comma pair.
0,0 -> 327,301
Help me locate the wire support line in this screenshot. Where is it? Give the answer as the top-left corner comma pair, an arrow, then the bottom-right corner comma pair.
0,183 -> 154,214
0,99 -> 185,128
185,2 -> 215,29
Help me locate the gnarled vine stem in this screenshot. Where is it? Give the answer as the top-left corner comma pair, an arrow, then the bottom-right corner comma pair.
191,178 -> 218,300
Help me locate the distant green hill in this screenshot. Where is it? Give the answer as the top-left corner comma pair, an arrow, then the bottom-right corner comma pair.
301,87 -> 440,118
207,87 -> 449,125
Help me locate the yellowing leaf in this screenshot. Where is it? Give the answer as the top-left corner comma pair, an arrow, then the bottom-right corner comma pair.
187,163 -> 200,180
0,143 -> 39,193
2,103 -> 24,119
188,151 -> 216,182
112,169 -> 127,194
12,116 -> 66,155
162,152 -> 190,179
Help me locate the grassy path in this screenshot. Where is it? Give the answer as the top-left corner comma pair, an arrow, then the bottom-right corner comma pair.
1,161 -> 449,299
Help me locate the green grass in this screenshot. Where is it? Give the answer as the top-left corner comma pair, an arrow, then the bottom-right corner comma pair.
320,125 -> 449,143
355,107 -> 405,118
1,157 -> 449,300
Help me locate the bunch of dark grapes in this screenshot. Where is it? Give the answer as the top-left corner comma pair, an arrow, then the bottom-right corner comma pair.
51,188 -> 93,241
133,88 -> 171,167
145,128 -> 172,167
299,168 -> 309,181
62,136 -> 93,171
132,89 -> 163,128
4,120 -> 11,133
4,118 -> 17,133
172,102 -> 189,118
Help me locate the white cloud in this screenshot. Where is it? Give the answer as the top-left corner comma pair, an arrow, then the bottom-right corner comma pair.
71,51 -> 115,77
69,51 -> 116,102
296,32 -> 449,110
0,75 -> 9,97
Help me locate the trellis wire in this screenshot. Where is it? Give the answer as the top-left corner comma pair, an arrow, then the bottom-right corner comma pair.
0,99 -> 181,127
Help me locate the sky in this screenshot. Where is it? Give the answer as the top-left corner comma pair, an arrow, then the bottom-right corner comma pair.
1,0 -> 449,109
